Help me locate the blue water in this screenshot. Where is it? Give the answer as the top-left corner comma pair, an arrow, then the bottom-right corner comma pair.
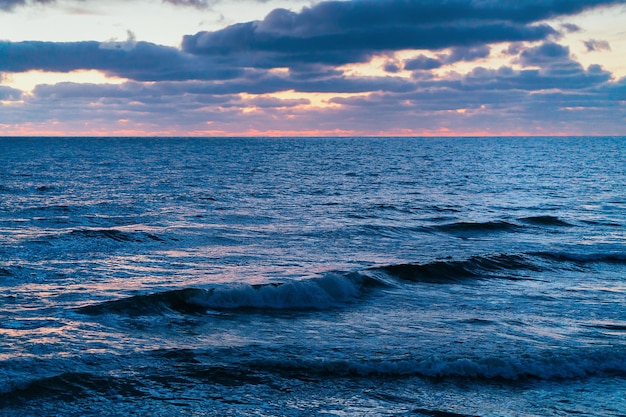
1,137 -> 625,416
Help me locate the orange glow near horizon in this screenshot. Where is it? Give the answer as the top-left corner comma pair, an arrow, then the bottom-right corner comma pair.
0,121 -> 567,138
238,91 -> 369,110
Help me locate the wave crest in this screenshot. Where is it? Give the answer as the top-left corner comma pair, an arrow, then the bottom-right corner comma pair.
256,348 -> 626,381
69,228 -> 165,243
433,221 -> 520,235
76,273 -> 371,316
519,215 -> 572,227
366,253 -> 540,283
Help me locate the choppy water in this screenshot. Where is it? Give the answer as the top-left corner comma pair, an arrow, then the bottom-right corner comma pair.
1,136 -> 625,416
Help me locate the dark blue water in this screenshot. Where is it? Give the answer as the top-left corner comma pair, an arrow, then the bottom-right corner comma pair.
1,137 -> 625,416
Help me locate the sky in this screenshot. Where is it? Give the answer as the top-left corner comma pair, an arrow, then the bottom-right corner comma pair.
0,0 -> 625,136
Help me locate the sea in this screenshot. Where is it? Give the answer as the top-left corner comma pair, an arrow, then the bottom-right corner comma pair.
0,136 -> 625,416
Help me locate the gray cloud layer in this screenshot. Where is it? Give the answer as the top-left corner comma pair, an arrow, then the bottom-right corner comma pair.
2,0 -> 624,80
1,0 -> 625,134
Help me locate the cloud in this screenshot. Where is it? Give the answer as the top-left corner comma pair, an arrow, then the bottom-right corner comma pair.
162,0 -> 216,9
404,46 -> 491,71
0,0 -> 223,12
583,39 -> 612,52
404,55 -> 442,71
519,42 -> 571,66
0,0 -> 52,11
163,0 -> 203,7
25,41 -> 613,101
0,85 -> 22,100
2,0 -> 625,135
0,40 -> 245,81
5,65 -> 623,135
2,0 -> 624,79
383,61 -> 401,73
560,23 -> 582,33
181,3 -> 558,68
445,45 -> 491,63
182,0 -> 625,68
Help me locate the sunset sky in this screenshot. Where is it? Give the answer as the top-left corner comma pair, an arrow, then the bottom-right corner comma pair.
1,0 -> 625,136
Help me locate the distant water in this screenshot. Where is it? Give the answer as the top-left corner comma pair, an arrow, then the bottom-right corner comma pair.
1,136 -> 625,416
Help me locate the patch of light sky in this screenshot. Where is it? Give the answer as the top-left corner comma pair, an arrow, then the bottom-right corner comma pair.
0,0 -> 311,45
551,4 -> 626,79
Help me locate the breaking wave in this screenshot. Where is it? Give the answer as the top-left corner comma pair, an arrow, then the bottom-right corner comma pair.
76,273 -> 377,316
75,249 -> 626,317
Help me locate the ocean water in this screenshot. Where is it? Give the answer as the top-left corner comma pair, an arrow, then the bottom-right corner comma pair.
0,136 -> 625,416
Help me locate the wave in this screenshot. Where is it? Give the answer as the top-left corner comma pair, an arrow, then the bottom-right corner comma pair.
412,408 -> 475,417
366,253 -> 541,283
24,204 -> 73,213
432,216 -> 575,236
360,224 -> 430,239
532,251 -> 626,266
76,273 -> 376,316
74,249 -> 626,318
432,220 -> 520,235
68,228 -> 165,243
0,372 -> 143,404
252,348 -> 626,382
36,185 -> 57,193
518,215 -> 572,227
580,219 -> 622,227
